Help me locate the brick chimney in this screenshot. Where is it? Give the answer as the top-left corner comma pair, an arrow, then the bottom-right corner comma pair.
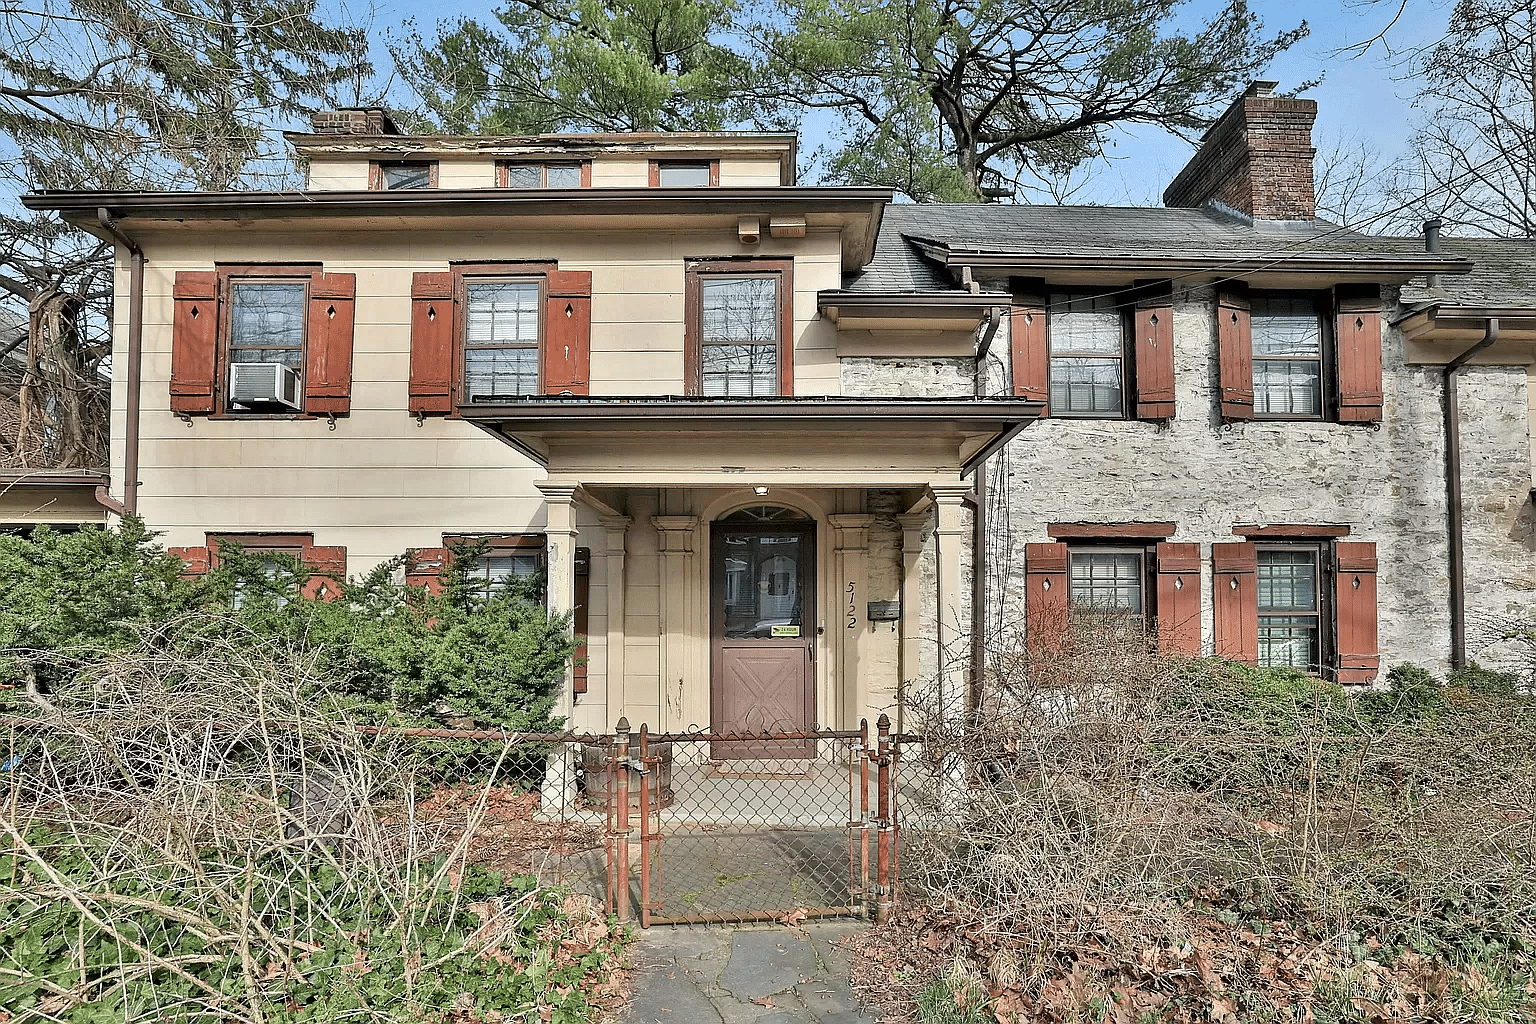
309,107 -> 402,136
1162,82 -> 1317,221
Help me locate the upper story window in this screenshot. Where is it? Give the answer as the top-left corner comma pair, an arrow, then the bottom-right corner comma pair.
1049,292 -> 1125,417
499,161 -> 587,188
170,264 -> 357,419
1216,286 -> 1382,424
371,161 -> 436,190
686,259 -> 793,397
408,263 -> 592,415
1251,294 -> 1324,418
463,278 -> 542,400
229,280 -> 306,370
653,160 -> 717,187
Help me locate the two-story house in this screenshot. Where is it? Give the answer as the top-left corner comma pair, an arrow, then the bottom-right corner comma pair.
20,84 -> 1536,752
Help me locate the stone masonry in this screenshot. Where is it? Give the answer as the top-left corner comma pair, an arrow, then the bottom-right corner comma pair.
841,284 -> 1536,677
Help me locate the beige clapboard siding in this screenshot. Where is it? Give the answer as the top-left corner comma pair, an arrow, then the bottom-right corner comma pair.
717,158 -> 783,186
306,161 -> 371,189
116,226 -> 845,583
435,160 -> 497,188
588,158 -> 649,187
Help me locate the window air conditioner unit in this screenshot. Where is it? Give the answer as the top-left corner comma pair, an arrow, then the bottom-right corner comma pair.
229,362 -> 302,410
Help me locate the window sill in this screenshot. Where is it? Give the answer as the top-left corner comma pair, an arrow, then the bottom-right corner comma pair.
207,412 -> 320,421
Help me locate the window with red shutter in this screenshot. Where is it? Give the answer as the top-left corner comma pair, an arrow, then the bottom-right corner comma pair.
304,273 -> 357,416
1335,285 -> 1383,423
1334,541 -> 1379,683
409,273 -> 455,414
1154,542 -> 1201,654
1212,541 -> 1258,664
204,532 -> 346,602
170,272 -> 218,415
1134,292 -> 1176,420
172,264 -> 355,418
1024,541 -> 1068,653
1010,291 -> 1048,408
409,264 -> 594,415
1216,290 -> 1254,421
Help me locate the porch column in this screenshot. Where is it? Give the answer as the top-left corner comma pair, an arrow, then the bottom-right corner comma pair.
539,482 -> 581,718
931,485 -> 971,724
537,482 -> 580,809
896,511 -> 930,735
601,515 -> 630,725
830,513 -> 873,729
652,514 -> 699,731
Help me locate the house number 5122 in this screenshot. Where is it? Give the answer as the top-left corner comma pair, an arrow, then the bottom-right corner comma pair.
846,581 -> 857,629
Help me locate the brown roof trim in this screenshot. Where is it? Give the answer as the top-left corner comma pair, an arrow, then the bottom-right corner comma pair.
907,237 -> 1472,279
0,470 -> 109,487
1233,524 -> 1351,538
1048,522 -> 1176,540
26,187 -> 890,271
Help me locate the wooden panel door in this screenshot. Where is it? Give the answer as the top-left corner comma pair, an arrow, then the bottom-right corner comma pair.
711,519 -> 815,759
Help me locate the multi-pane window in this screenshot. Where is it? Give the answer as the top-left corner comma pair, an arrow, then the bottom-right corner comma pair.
1069,549 -> 1144,616
657,162 -> 712,187
466,549 -> 542,594
1252,295 -> 1324,417
700,276 -> 779,397
463,280 -> 541,400
502,162 -> 583,188
1049,293 -> 1124,416
1257,548 -> 1321,670
229,281 -> 306,368
378,162 -> 434,190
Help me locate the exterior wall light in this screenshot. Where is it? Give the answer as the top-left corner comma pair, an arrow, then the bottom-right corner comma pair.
754,486 -> 770,496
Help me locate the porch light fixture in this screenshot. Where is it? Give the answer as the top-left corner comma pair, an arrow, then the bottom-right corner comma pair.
754,486 -> 770,496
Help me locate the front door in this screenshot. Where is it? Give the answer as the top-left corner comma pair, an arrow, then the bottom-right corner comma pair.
711,508 -> 815,758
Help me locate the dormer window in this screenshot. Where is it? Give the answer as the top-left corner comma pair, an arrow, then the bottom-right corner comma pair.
498,162 -> 588,188
652,161 -> 717,187
371,161 -> 436,190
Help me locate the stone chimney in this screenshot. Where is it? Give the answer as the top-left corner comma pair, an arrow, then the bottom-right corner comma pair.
1162,82 -> 1317,221
308,107 -> 402,136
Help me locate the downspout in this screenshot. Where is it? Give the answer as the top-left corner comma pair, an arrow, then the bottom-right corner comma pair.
970,305 -> 1004,715
94,209 -> 144,518
1444,317 -> 1499,670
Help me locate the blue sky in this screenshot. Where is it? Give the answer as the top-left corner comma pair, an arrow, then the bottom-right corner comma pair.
362,0 -> 1451,205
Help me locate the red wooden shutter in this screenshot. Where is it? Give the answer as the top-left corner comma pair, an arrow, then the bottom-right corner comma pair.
573,546 -> 591,694
1010,293 -> 1049,411
1334,541 -> 1380,683
409,272 -> 455,414
1134,297 -> 1175,420
1216,291 -> 1253,421
300,545 -> 347,601
544,269 -> 592,395
305,272 -> 356,416
405,546 -> 449,594
1155,542 -> 1201,655
170,271 -> 219,415
1025,541 -> 1069,653
1335,285 -> 1383,423
1211,542 -> 1258,664
169,545 -> 211,577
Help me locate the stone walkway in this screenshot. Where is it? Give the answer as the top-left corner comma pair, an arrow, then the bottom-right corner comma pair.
622,921 -> 883,1023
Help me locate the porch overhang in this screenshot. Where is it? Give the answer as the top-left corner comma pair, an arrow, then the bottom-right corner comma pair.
458,396 -> 1040,484
1394,302 -> 1536,365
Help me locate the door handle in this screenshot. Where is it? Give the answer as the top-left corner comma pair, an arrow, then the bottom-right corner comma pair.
807,639 -> 815,662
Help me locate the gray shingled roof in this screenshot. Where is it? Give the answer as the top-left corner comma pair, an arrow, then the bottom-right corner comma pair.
1398,237 -> 1536,307
844,203 -> 1464,292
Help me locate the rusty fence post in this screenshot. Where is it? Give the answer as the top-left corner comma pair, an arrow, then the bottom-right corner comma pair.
874,713 -> 893,925
854,718 -> 870,911
608,718 -> 631,923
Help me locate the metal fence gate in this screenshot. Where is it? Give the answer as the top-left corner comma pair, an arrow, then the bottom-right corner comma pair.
595,715 -> 903,927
